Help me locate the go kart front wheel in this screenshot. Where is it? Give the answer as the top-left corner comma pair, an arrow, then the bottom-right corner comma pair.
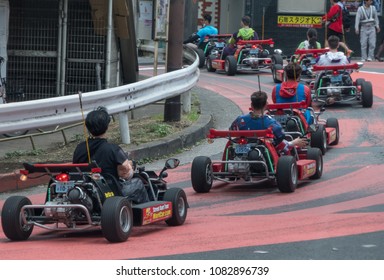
101,196 -> 133,243
276,156 -> 298,193
225,55 -> 237,76
311,124 -> 327,155
163,188 -> 188,226
361,80 -> 373,108
306,147 -> 323,179
191,156 -> 213,193
326,118 -> 339,145
1,196 -> 34,241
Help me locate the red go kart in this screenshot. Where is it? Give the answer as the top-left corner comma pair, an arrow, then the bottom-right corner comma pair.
206,38 -> 283,76
267,101 -> 339,155
191,128 -> 323,194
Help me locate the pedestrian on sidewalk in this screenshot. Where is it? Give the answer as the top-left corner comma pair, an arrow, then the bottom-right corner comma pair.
355,0 -> 380,61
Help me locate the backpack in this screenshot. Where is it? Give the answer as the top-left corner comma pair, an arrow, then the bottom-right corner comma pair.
341,6 -> 351,30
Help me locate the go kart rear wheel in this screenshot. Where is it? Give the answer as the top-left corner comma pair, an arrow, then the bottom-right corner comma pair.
195,48 -> 206,68
306,147 -> 323,179
355,78 -> 365,87
163,188 -> 188,226
361,80 -> 373,108
271,53 -> 284,65
272,63 -> 283,83
225,55 -> 237,76
191,156 -> 213,193
206,55 -> 216,72
101,196 -> 133,243
276,156 -> 298,193
326,118 -> 339,145
1,196 -> 34,241
311,124 -> 327,155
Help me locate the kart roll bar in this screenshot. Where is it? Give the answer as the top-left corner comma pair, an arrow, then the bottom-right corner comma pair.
266,101 -> 307,110
208,128 -> 274,139
294,48 -> 329,55
313,63 -> 360,72
237,38 -> 274,46
206,34 -> 232,39
22,161 -> 100,174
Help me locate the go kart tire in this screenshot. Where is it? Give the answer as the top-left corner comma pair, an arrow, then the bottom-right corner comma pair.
326,118 -> 339,145
361,80 -> 373,108
101,196 -> 133,243
225,55 -> 237,76
276,156 -> 298,193
306,147 -> 323,179
311,124 -> 327,155
272,63 -> 283,83
1,196 -> 34,241
271,53 -> 284,65
355,78 -> 365,87
163,188 -> 188,226
206,55 -> 216,72
194,48 -> 206,68
191,156 -> 213,193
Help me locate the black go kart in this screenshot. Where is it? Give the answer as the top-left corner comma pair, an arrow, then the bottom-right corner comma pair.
1,158 -> 188,243
312,62 -> 373,108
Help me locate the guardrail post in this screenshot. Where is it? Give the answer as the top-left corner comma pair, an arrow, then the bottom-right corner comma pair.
119,112 -> 130,144
182,91 -> 191,114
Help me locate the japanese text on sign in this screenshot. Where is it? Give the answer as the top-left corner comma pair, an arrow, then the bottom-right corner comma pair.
278,15 -> 322,28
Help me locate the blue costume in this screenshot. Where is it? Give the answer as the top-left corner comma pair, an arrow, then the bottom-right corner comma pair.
229,113 -> 285,145
274,83 -> 313,125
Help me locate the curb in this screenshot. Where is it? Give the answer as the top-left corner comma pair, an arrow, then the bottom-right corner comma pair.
0,113 -> 213,193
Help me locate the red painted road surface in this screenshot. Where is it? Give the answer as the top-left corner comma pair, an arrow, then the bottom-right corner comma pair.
1,62 -> 384,260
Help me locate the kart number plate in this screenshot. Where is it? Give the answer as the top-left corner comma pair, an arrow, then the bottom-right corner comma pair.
215,42 -> 225,48
330,75 -> 342,83
249,49 -> 258,55
55,181 -> 75,193
274,115 -> 288,124
235,145 -> 251,154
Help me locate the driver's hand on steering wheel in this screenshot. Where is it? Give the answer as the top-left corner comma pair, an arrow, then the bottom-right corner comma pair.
291,137 -> 308,148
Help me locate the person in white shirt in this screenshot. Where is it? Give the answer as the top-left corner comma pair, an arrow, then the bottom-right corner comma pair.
355,0 -> 380,61
317,35 -> 350,65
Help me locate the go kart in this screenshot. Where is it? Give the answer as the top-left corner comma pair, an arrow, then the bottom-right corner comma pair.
195,34 -> 232,68
206,38 -> 283,76
272,48 -> 329,84
1,158 -> 188,243
185,33 -> 231,68
191,128 -> 323,194
267,101 -> 339,155
312,62 -> 373,108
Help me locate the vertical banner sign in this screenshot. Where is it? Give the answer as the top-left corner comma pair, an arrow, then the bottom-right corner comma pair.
154,0 -> 169,40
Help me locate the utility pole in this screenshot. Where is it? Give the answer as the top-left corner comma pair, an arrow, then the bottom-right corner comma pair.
164,0 -> 185,122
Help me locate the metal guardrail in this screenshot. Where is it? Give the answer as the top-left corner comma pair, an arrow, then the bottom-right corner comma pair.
0,47 -> 199,141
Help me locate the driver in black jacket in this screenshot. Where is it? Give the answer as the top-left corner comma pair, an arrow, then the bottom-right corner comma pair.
73,107 -> 149,203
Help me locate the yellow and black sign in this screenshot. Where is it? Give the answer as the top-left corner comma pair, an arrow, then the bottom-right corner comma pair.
278,15 -> 322,28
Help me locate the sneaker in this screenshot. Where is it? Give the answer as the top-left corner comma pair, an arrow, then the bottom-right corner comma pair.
375,56 -> 383,62
361,59 -> 366,62
367,58 -> 373,62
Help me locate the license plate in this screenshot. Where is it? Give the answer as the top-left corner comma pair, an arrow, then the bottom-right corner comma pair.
249,49 -> 258,55
55,181 -> 75,193
274,115 -> 288,124
330,75 -> 342,83
215,42 -> 225,48
235,144 -> 251,154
